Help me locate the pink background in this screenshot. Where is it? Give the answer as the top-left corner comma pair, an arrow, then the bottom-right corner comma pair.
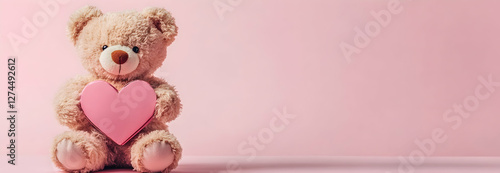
1,0 -> 500,163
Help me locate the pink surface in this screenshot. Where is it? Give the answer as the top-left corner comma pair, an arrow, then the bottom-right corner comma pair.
3,156 -> 500,173
0,0 -> 500,163
80,80 -> 156,145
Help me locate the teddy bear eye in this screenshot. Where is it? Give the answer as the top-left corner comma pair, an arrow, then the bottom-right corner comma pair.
132,46 -> 139,53
102,45 -> 108,50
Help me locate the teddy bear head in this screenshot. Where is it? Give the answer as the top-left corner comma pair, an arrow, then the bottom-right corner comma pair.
68,6 -> 177,81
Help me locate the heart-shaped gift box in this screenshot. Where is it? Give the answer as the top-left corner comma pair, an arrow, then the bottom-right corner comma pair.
80,80 -> 156,145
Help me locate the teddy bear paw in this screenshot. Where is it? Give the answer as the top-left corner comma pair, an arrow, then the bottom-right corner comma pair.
142,141 -> 175,172
56,139 -> 86,170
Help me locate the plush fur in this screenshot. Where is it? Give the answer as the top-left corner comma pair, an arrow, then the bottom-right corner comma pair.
52,6 -> 182,173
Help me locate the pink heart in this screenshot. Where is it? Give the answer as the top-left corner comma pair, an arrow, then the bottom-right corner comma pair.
80,80 -> 156,145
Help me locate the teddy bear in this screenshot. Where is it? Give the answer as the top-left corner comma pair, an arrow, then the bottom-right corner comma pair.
51,6 -> 182,173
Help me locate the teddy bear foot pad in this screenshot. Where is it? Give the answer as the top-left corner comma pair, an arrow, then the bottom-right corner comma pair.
56,139 -> 86,170
141,141 -> 175,172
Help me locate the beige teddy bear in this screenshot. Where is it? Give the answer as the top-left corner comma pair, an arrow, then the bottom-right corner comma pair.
51,6 -> 182,173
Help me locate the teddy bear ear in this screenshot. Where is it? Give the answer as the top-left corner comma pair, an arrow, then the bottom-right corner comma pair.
68,6 -> 103,45
142,7 -> 178,46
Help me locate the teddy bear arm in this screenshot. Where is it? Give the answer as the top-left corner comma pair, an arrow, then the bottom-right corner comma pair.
153,82 -> 182,123
54,76 -> 93,129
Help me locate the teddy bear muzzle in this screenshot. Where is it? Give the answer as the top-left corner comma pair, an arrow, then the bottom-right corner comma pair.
99,45 -> 140,76
111,50 -> 128,64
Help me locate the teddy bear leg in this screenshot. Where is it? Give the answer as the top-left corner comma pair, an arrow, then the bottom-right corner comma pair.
131,130 -> 182,173
52,130 -> 109,172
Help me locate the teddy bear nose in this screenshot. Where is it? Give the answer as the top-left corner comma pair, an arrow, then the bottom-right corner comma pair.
111,50 -> 128,64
